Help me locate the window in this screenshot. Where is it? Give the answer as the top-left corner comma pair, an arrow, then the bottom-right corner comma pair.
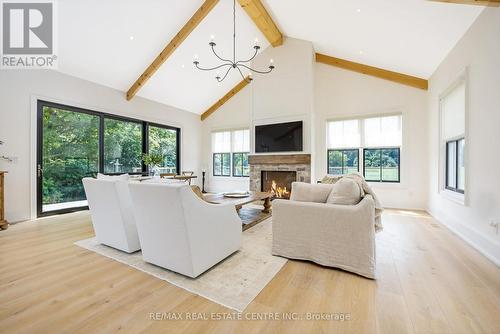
213,153 -> 231,176
211,129 -> 249,177
327,119 -> 360,149
363,148 -> 400,182
37,100 -> 181,217
327,149 -> 359,175
233,153 -> 249,176
212,131 -> 231,176
446,138 -> 465,193
440,78 -> 466,194
232,129 -> 250,177
103,118 -> 143,174
327,114 -> 402,182
148,124 -> 179,175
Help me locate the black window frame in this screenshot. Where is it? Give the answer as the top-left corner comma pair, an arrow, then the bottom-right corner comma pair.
327,149 -> 360,175
363,147 -> 401,183
445,138 -> 465,194
232,152 -> 250,177
36,100 -> 181,217
213,153 -> 231,177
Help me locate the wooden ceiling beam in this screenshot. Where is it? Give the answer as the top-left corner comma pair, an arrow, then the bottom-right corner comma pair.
201,77 -> 251,121
315,53 -> 428,90
126,0 -> 219,101
237,0 -> 283,47
427,0 -> 500,6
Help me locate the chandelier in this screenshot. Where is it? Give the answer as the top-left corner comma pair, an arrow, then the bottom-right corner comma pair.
193,0 -> 275,83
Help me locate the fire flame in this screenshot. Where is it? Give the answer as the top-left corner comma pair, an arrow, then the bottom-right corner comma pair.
271,180 -> 290,199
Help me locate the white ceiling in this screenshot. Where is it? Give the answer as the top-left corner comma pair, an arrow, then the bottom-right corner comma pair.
57,0 -> 484,115
58,0 -> 268,114
263,0 -> 483,78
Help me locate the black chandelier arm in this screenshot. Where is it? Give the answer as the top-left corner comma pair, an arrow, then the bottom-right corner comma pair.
210,43 -> 232,63
235,65 -> 248,81
217,65 -> 233,82
194,62 -> 232,72
235,47 -> 259,65
237,63 -> 274,74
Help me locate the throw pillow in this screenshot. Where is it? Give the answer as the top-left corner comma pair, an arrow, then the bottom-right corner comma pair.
326,178 -> 362,205
290,182 -> 334,203
321,175 -> 342,184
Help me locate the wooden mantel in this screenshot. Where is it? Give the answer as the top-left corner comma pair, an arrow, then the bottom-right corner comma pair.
248,154 -> 311,165
0,171 -> 8,230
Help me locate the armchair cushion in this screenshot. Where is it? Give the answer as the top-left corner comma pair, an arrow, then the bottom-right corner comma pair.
97,173 -> 130,181
326,178 -> 362,205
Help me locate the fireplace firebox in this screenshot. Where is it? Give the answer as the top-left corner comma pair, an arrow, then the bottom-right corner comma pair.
261,171 -> 297,199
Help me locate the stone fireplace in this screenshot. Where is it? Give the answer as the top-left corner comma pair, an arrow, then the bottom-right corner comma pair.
261,171 -> 297,199
249,154 -> 311,199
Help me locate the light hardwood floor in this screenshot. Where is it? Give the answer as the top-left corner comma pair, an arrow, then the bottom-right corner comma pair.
0,210 -> 499,334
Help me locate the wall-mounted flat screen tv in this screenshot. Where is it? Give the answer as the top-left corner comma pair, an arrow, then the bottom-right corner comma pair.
255,121 -> 303,153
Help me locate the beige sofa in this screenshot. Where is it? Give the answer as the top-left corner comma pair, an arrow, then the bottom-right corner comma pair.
272,181 -> 377,279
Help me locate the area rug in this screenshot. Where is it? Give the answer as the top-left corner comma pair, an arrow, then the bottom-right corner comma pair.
74,218 -> 286,312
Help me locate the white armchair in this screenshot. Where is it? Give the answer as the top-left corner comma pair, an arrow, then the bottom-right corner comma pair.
128,182 -> 242,278
272,184 -> 377,279
82,178 -> 141,253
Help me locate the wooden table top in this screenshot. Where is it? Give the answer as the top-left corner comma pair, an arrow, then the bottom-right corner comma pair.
203,191 -> 271,206
165,175 -> 198,180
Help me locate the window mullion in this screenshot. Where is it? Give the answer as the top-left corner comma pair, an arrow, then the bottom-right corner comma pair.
380,149 -> 383,182
456,140 -> 458,190
142,122 -> 148,175
360,119 -> 365,176
342,150 -> 345,174
98,115 -> 104,174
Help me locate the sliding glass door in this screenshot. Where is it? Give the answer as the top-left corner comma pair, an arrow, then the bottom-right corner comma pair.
148,124 -> 179,175
37,103 -> 100,215
37,100 -> 181,217
103,118 -> 143,174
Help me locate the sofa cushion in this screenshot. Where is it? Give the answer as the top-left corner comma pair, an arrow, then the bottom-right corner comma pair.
97,173 -> 130,181
290,182 -> 334,203
326,178 -> 362,205
142,177 -> 183,184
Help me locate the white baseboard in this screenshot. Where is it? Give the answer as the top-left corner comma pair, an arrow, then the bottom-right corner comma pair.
5,211 -> 30,224
427,208 -> 500,267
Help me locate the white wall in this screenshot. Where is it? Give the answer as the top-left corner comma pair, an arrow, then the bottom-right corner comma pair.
251,38 -> 315,155
201,85 -> 252,193
314,64 -> 429,210
427,8 -> 500,265
0,70 -> 202,222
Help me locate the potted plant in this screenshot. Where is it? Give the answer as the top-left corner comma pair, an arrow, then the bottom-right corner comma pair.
142,153 -> 164,177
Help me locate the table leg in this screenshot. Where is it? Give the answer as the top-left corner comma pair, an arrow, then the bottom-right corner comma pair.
0,220 -> 8,230
262,197 -> 271,213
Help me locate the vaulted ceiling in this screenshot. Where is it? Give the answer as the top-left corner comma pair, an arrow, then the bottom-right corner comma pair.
57,0 -> 484,115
